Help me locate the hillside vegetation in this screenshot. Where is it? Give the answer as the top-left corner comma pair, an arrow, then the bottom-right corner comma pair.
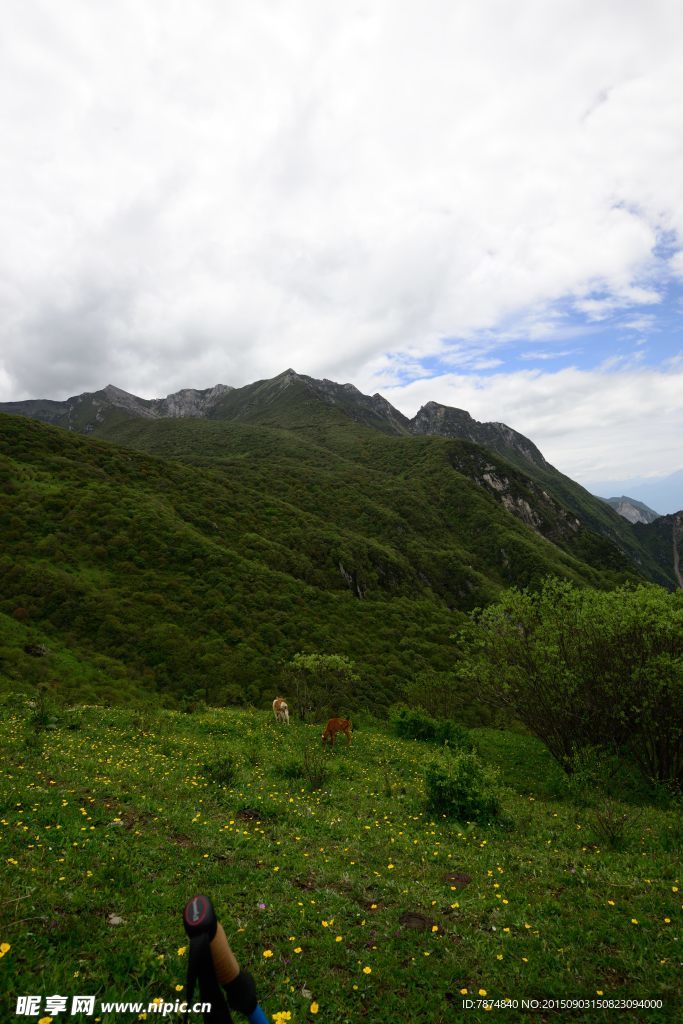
0,413 -> 640,709
2,369 -> 676,587
0,703 -> 679,1023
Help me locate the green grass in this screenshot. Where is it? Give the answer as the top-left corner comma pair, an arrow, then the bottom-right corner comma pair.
1,703 -> 679,1023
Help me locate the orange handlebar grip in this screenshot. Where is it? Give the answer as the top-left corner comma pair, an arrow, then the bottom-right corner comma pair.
210,921 -> 240,985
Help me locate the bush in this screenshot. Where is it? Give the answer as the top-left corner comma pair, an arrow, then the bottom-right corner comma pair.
278,748 -> 329,790
425,751 -> 500,822
459,578 -> 683,786
588,798 -> 642,850
391,706 -> 472,750
279,759 -> 305,780
301,747 -> 329,790
202,753 -> 239,787
29,683 -> 59,732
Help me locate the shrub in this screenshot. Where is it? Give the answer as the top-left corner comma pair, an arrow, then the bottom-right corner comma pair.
425,751 -> 500,822
278,748 -> 329,790
244,741 -> 263,767
588,798 -> 642,850
301,747 -> 329,790
279,759 -> 305,780
391,706 -> 472,750
29,683 -> 59,732
202,753 -> 239,787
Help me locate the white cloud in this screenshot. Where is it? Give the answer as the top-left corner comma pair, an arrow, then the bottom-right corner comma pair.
0,0 -> 681,487
376,366 -> 683,482
670,251 -> 683,280
520,349 -> 580,361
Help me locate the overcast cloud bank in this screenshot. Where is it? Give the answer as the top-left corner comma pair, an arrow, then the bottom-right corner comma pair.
1,0 -> 682,493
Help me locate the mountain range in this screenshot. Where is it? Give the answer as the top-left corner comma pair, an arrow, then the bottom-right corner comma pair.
1,369 -> 680,708
0,370 -> 552,461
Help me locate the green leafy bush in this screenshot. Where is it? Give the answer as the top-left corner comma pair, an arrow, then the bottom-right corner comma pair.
459,578 -> 683,786
425,751 -> 500,822
391,706 -> 472,750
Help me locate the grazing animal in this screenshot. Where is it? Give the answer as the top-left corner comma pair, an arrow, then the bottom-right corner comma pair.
322,718 -> 352,746
272,697 -> 290,725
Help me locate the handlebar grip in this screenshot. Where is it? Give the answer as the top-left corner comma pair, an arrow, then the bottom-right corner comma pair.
211,921 -> 240,985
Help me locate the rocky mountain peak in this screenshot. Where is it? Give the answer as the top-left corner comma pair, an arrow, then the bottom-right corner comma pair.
410,402 -> 547,469
604,496 -> 660,525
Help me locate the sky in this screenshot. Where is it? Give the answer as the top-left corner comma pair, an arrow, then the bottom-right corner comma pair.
1,0 -> 682,509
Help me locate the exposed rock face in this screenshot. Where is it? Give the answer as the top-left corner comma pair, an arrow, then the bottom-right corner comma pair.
411,401 -> 548,469
451,451 -> 580,542
2,383 -> 234,432
152,384 -> 234,418
604,496 -> 660,525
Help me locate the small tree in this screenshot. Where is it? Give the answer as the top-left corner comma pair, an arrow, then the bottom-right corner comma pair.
458,578 -> 683,786
282,653 -> 359,721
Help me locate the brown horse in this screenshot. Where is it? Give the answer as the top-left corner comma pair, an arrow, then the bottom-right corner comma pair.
321,718 -> 352,746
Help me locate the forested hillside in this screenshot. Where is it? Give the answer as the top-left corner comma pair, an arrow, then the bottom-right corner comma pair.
0,410 -> 643,709
4,369 -> 675,586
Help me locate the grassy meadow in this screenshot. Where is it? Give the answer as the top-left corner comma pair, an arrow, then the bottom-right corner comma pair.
0,701 -> 680,1023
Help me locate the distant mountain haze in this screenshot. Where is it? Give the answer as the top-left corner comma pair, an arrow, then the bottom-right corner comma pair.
592,469 -> 683,517
603,496 -> 660,525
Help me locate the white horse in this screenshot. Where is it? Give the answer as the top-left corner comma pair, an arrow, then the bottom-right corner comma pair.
272,697 -> 290,724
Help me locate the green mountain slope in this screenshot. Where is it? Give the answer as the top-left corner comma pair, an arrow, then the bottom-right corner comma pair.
633,512 -> 683,588
2,370 -> 674,585
100,409 -> 663,587
410,402 -> 673,586
0,412 -> 641,708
